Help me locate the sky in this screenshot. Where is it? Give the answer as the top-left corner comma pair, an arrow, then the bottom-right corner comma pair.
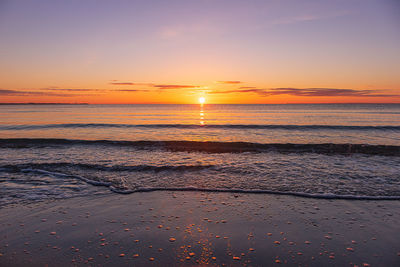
0,0 -> 399,104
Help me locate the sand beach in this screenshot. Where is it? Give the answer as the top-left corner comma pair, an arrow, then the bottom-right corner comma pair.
1,191 -> 399,266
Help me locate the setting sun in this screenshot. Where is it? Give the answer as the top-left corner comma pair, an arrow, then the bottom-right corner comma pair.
199,97 -> 205,104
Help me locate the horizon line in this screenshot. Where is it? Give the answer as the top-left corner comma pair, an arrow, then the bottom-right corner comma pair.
1,102 -> 400,105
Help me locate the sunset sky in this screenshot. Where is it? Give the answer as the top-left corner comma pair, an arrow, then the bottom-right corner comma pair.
0,0 -> 399,104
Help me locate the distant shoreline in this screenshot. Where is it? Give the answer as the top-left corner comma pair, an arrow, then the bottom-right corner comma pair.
0,103 -> 89,105
0,103 -> 399,105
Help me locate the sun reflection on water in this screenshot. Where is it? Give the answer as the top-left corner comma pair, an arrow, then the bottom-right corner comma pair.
200,104 -> 205,126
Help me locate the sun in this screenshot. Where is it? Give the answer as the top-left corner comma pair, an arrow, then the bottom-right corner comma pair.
198,97 -> 205,104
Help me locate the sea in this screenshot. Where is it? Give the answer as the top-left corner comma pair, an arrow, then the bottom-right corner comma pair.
0,103 -> 399,206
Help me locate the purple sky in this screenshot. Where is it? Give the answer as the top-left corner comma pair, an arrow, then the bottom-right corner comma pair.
0,0 -> 399,103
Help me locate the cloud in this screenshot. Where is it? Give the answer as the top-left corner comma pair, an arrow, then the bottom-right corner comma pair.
0,89 -> 77,97
209,88 -> 263,94
216,81 -> 242,84
109,82 -> 154,86
43,88 -> 150,93
209,88 -> 398,97
43,88 -> 105,92
1,84 -> 193,97
0,89 -> 23,95
239,86 -> 256,89
271,11 -> 351,26
110,82 -> 136,85
266,88 -> 398,97
115,89 -> 150,92
272,15 -> 320,25
153,84 -> 200,89
109,82 -> 199,89
0,88 -> 105,97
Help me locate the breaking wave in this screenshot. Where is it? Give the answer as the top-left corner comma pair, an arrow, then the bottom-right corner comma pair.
1,138 -> 399,156
1,164 -> 399,201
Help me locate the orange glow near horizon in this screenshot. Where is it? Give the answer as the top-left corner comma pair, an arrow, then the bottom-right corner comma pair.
1,94 -> 400,104
1,82 -> 399,104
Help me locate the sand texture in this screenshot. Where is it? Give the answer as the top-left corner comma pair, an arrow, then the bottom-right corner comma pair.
1,192 -> 399,266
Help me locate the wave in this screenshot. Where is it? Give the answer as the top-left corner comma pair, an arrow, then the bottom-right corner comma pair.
1,123 -> 400,131
0,163 -> 215,173
1,138 -> 399,156
1,165 -> 399,201
110,187 -> 400,201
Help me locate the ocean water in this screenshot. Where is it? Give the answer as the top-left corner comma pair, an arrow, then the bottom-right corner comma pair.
0,104 -> 399,205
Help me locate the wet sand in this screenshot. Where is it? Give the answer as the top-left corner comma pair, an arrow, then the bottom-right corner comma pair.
0,192 -> 399,266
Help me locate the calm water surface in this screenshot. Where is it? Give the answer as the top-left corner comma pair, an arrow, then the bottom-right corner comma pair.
1,104 -> 400,144
1,104 -> 399,204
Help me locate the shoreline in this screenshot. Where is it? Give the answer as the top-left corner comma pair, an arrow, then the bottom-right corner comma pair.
1,192 -> 399,266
